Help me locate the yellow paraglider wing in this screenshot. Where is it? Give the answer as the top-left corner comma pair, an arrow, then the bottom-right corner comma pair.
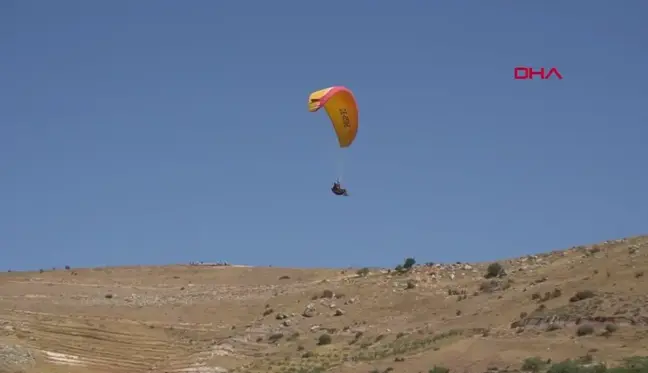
308,86 -> 358,148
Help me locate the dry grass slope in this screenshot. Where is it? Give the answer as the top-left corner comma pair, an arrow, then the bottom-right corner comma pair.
1,235 -> 647,373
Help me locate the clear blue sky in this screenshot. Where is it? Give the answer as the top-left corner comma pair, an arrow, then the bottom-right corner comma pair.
2,1 -> 647,271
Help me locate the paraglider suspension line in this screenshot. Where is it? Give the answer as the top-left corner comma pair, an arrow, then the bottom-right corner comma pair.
336,149 -> 346,183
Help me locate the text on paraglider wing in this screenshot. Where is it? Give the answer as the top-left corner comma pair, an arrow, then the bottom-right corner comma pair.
514,67 -> 563,80
339,108 -> 351,128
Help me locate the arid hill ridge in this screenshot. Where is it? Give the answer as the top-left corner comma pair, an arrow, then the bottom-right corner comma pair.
1,235 -> 647,373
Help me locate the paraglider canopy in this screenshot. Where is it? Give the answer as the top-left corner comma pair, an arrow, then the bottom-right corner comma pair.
308,86 -> 359,148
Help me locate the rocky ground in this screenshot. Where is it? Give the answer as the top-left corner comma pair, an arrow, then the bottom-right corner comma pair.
0,235 -> 647,373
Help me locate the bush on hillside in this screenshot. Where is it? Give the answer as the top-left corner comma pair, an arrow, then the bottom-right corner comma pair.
485,262 -> 506,278
429,366 -> 450,373
317,333 -> 332,345
569,290 -> 596,302
522,357 -> 548,373
576,324 -> 595,336
356,267 -> 370,277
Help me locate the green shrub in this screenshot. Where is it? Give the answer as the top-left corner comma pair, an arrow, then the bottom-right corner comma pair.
569,290 -> 595,302
576,324 -> 595,336
619,356 -> 648,373
485,262 -> 506,278
356,267 -> 370,277
318,333 -> 332,345
522,357 -> 547,372
268,333 -> 284,342
429,366 -> 450,373
547,359 -> 582,373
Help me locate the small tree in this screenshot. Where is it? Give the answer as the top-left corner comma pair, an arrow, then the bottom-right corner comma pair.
485,262 -> 506,278
403,257 -> 416,269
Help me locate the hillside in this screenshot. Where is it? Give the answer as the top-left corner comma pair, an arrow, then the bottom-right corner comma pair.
1,235 -> 647,373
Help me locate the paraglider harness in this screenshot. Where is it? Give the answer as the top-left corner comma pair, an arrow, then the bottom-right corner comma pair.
331,180 -> 349,196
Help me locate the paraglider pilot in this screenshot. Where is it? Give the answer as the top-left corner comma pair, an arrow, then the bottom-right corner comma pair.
331,180 -> 349,196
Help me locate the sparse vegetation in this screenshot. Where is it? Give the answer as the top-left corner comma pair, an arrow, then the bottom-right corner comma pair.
2,235 -> 647,373
448,287 -> 465,296
357,267 -> 370,277
479,278 -> 512,293
520,356 -> 648,373
603,323 -> 619,336
268,332 -> 284,343
570,290 -> 596,302
576,324 -> 595,336
429,366 -> 450,373
522,357 -> 547,372
480,280 -> 499,292
301,350 -> 315,358
540,288 -> 563,302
